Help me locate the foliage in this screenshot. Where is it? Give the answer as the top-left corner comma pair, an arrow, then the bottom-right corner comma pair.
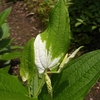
0,0 -> 100,100
0,66 -> 33,100
69,0 -> 100,44
39,50 -> 100,100
20,0 -> 100,99
20,0 -> 71,98
69,0 -> 100,33
24,0 -> 100,45
24,0 -> 55,24
0,7 -> 22,66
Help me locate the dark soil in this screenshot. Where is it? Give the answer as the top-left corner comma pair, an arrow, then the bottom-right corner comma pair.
0,0 -> 100,100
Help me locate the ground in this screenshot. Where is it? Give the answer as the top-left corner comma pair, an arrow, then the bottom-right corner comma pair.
0,0 -> 100,100
0,0 -> 45,46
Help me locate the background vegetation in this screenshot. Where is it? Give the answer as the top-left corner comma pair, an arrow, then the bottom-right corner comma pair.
24,0 -> 100,46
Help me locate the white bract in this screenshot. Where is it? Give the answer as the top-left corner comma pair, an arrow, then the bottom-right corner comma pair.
34,34 -> 83,74
34,34 -> 62,74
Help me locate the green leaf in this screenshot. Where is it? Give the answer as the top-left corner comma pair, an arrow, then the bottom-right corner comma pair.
39,50 -> 100,100
75,22 -> 82,27
76,18 -> 84,23
0,66 -> 37,100
34,0 -> 71,73
0,66 -> 29,99
41,0 -> 70,59
0,66 -> 27,94
0,65 -> 10,73
30,69 -> 39,97
92,25 -> 97,30
0,51 -> 21,60
0,38 -> 12,50
52,50 -> 100,100
20,38 -> 45,97
0,7 -> 11,26
20,38 -> 35,82
0,91 -> 34,100
30,70 -> 45,97
0,23 -> 10,40
10,45 -> 24,50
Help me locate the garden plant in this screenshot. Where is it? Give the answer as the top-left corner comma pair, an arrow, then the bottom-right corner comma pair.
0,7 -> 22,67
0,0 -> 100,100
24,0 -> 100,45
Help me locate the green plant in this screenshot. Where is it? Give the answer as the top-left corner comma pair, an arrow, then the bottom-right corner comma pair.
69,0 -> 100,45
24,0 -> 55,24
0,0 -> 100,100
0,7 -> 22,66
25,0 -> 100,45
69,0 -> 100,32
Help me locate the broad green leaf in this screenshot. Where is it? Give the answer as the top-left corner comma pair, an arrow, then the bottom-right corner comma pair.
0,66 -> 36,100
0,38 -> 12,50
0,51 -> 21,60
39,50 -> 100,100
52,50 -> 100,100
0,66 -> 27,96
0,65 -> 10,73
34,0 -> 71,73
0,7 -> 11,26
0,91 -> 34,100
39,85 -> 51,100
0,23 -> 10,40
20,38 -> 35,82
20,38 -> 45,97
